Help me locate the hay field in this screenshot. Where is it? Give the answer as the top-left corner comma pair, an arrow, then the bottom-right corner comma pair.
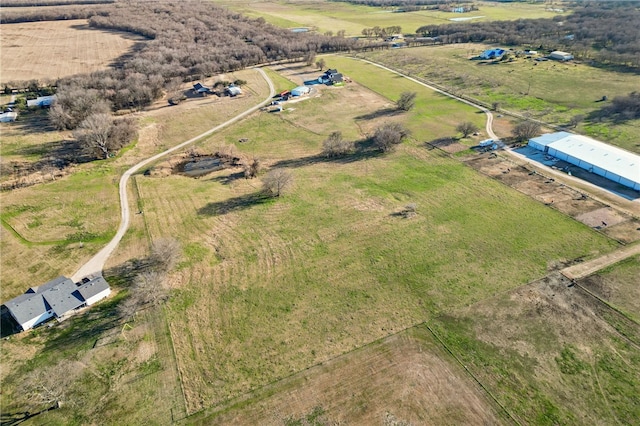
0,20 -> 146,84
213,0 -> 564,35
128,62 -> 616,413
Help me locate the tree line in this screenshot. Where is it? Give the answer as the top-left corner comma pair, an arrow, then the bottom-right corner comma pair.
7,1 -> 385,128
416,2 -> 640,69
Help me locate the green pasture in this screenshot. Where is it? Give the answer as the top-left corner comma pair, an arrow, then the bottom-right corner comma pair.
323,55 -> 486,141
133,73 -> 617,409
586,255 -> 640,323
360,45 -> 640,152
213,0 -> 565,35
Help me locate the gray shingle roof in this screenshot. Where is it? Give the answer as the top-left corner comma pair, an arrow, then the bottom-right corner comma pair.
2,275 -> 111,330
3,292 -> 50,326
77,276 -> 110,301
42,279 -> 85,317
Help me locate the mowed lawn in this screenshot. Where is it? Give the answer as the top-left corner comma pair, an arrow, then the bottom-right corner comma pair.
212,0 -> 564,35
360,45 -> 640,152
130,63 -> 617,412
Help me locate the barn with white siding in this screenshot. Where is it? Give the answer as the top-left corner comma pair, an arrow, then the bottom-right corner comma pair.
528,132 -> 640,191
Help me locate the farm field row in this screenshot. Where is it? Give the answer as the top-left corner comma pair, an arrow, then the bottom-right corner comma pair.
212,0 -> 565,35
358,45 -> 640,153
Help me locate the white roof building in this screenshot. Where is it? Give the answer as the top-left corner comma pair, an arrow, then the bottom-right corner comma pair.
528,132 -> 640,191
549,51 -> 573,61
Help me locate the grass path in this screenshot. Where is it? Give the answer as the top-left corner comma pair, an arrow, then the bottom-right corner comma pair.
70,68 -> 276,282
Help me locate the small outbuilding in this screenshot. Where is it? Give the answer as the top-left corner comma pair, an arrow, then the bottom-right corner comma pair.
225,85 -> 242,97
0,111 -> 17,122
26,95 -> 57,108
480,48 -> 506,60
549,51 -> 573,61
291,86 -> 310,97
193,83 -> 211,94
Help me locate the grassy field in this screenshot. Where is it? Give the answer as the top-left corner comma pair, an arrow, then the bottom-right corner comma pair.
188,325 -> 506,425
430,269 -> 640,425
0,20 -> 146,84
0,58 -> 627,425
359,45 -> 640,152
213,0 -> 565,35
580,255 -> 640,323
125,61 -> 617,413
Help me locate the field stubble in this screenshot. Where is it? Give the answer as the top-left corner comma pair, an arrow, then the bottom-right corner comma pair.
0,20 -> 147,84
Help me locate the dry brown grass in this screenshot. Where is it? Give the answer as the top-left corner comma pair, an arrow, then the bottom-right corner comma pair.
190,326 -> 505,425
0,20 -> 146,84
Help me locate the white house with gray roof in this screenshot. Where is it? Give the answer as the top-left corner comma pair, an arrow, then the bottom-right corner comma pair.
2,276 -> 111,331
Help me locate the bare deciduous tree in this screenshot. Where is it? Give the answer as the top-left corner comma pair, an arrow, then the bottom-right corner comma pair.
243,157 -> 262,179
396,91 -> 417,111
373,123 -> 410,152
456,121 -> 480,138
18,359 -> 85,410
133,270 -> 170,307
304,51 -> 316,66
322,131 -> 354,157
512,120 -> 541,142
569,114 -> 585,128
262,169 -> 293,197
316,58 -> 326,71
73,113 -> 114,159
149,238 -> 181,273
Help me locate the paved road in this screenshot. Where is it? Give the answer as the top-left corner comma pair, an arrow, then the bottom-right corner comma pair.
71,68 -> 276,281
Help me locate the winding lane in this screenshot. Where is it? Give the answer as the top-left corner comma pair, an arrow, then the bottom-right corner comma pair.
71,68 -> 276,282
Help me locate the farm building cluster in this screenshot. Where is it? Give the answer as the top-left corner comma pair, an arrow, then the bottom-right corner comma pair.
478,48 -> 572,61
528,132 -> 640,191
1,275 -> 111,332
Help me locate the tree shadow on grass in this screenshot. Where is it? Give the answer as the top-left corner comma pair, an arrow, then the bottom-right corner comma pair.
12,139 -> 94,164
271,143 -> 383,170
39,296 -> 123,355
424,137 -> 457,150
197,192 -> 272,216
9,110 -> 56,135
355,107 -> 402,121
206,170 -> 246,185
